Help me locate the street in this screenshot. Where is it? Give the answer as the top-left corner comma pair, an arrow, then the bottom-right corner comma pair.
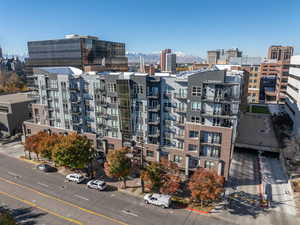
226,148 -> 300,225
0,153 -> 234,225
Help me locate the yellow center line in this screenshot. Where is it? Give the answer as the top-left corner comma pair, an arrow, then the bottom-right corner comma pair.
0,176 -> 128,225
0,190 -> 83,225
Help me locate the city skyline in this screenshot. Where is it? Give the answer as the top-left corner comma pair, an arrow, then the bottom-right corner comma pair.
0,0 -> 299,57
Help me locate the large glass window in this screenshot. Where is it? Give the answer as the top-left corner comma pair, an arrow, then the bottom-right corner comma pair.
189,130 -> 199,138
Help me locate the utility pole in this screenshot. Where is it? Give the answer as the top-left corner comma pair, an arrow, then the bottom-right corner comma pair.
140,138 -> 145,193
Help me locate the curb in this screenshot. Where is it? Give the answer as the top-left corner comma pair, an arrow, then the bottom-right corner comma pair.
19,157 -> 41,165
186,207 -> 210,214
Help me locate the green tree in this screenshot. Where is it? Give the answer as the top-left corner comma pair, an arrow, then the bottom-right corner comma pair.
142,158 -> 181,194
52,133 -> 96,169
188,168 -> 225,207
0,207 -> 17,225
104,148 -> 131,188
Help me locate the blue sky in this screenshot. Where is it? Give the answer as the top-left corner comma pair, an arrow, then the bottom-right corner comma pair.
0,0 -> 299,57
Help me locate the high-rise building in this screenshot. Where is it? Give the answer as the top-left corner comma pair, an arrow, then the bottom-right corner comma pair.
0,46 -> 3,59
207,48 -> 242,65
23,66 -> 246,179
160,49 -> 171,72
285,55 -> 300,136
268,45 -> 294,61
260,60 -> 289,104
207,50 -> 221,65
26,34 -> 128,74
229,57 -> 262,103
166,53 -> 176,73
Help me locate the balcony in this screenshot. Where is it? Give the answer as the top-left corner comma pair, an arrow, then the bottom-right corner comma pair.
69,86 -> 80,92
164,92 -> 172,98
174,93 -> 187,100
148,105 -> 160,112
148,120 -> 160,126
174,134 -> 185,140
174,121 -> 185,127
164,106 -> 172,112
148,131 -> 160,138
174,108 -> 186,113
148,92 -> 159,99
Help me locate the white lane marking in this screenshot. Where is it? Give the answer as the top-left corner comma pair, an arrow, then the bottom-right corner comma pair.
74,194 -> 89,201
121,209 -> 138,217
37,182 -> 49,188
7,171 -> 21,177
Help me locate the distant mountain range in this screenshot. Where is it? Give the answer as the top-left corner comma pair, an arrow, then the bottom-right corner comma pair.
126,52 -> 204,64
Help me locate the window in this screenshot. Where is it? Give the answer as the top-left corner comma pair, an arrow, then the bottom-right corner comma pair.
146,150 -> 154,157
26,129 -> 31,134
191,116 -> 200,123
189,131 -> 199,138
191,102 -> 201,111
192,86 -> 201,96
177,141 -> 184,149
205,161 -> 215,169
188,144 -> 198,151
108,83 -> 116,92
174,155 -> 183,163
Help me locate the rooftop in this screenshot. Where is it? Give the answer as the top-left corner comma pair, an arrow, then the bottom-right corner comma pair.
0,93 -> 34,104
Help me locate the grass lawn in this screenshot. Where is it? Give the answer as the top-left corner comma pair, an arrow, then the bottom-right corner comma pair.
249,105 -> 270,114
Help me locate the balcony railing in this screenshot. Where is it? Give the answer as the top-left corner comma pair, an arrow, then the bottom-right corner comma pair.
148,92 -> 159,99
148,120 -> 160,126
174,93 -> 187,100
148,131 -> 160,138
148,105 -> 160,112
174,121 -> 185,127
174,134 -> 185,140
174,108 -> 186,113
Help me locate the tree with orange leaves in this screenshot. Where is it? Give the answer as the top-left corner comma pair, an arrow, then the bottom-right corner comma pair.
104,147 -> 131,188
24,131 -> 48,160
188,168 -> 225,207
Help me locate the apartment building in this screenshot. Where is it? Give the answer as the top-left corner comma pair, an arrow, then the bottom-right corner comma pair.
260,60 -> 289,103
23,67 -> 246,179
285,55 -> 300,136
268,45 -> 294,61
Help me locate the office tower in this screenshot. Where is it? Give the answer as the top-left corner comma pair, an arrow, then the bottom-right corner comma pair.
207,48 -> 242,65
285,55 -> 300,136
26,34 -> 128,74
0,46 -> 2,58
166,53 -> 176,73
139,56 -> 145,73
207,50 -> 221,65
268,45 -> 294,61
160,49 -> 171,72
23,66 -> 246,179
225,48 -> 242,59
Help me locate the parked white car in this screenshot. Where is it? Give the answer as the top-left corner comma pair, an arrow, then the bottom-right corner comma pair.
144,193 -> 171,208
65,173 -> 85,183
87,180 -> 107,191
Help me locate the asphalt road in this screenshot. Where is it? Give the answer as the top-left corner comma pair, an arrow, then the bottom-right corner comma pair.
0,153 -> 234,225
226,148 -> 300,225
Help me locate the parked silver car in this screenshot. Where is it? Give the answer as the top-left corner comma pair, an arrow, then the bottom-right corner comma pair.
87,180 -> 107,191
144,193 -> 171,208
